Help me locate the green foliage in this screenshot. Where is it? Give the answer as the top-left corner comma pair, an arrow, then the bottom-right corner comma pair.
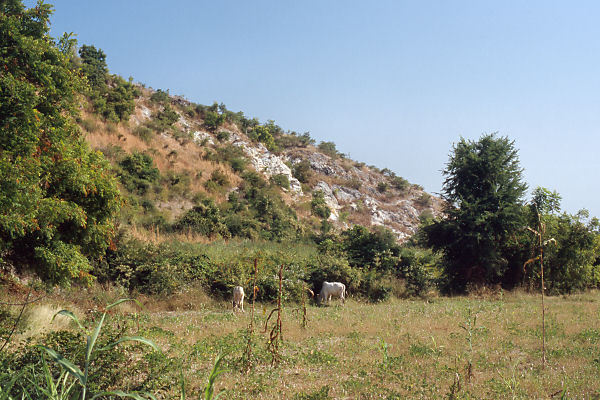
516,191 -> 600,293
39,300 -> 158,400
79,45 -> 138,122
204,111 -> 225,131
150,89 -> 170,104
391,176 -> 409,191
292,160 -> 313,184
359,270 -> 392,302
174,199 -> 231,239
204,170 -> 229,193
341,225 -> 399,268
377,182 -> 388,193
79,45 -> 107,89
424,134 -> 528,292
318,141 -> 341,158
0,1 -> 121,285
270,174 -> 290,190
248,125 -> 276,151
215,131 -> 230,142
118,152 -> 160,195
397,247 -> 437,297
276,131 -> 315,149
148,105 -> 179,132
311,191 -> 331,219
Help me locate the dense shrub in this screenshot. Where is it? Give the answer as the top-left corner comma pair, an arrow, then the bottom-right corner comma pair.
148,105 -> 179,132
150,89 -> 170,104
318,141 -> 341,158
271,174 -> 291,190
216,130 -> 230,142
311,191 -> 331,219
204,111 -> 225,131
118,152 -> 160,195
292,160 -> 313,183
397,247 -> 437,297
173,199 -> 230,238
248,125 -> 276,151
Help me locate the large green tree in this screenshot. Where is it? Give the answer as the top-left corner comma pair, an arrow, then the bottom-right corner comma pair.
424,134 -> 527,291
0,0 -> 120,285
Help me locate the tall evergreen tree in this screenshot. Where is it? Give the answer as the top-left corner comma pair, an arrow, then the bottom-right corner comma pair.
424,134 -> 527,291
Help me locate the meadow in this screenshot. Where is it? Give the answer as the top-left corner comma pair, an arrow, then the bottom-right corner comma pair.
4,288 -> 600,399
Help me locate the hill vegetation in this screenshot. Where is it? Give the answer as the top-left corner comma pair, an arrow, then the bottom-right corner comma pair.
2,1 -> 600,398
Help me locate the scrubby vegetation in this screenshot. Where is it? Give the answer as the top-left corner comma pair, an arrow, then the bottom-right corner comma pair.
3,1 -> 600,398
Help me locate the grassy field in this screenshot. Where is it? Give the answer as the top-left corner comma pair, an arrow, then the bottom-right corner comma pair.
5,288 -> 600,399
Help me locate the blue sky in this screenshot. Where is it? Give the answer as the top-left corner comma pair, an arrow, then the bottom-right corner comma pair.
40,1 -> 600,217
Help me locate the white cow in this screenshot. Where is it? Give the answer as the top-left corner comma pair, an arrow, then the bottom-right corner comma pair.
232,286 -> 245,312
317,281 -> 346,305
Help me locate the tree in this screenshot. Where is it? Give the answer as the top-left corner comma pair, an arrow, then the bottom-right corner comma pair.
424,134 -> 527,292
0,0 -> 121,285
78,44 -> 108,89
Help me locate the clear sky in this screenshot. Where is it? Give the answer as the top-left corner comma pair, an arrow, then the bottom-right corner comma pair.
38,1 -> 600,217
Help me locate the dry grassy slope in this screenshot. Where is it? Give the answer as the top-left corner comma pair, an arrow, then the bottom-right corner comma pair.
80,87 -> 443,241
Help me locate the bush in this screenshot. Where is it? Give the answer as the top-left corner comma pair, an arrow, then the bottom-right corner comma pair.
150,89 -> 170,104
206,169 -> 229,187
391,176 -> 409,191
318,141 -> 340,158
397,247 -> 437,297
360,270 -> 392,302
229,157 -> 247,173
292,160 -> 313,183
118,152 -> 160,195
173,199 -> 230,239
271,174 -> 290,190
416,193 -> 432,207
248,125 -> 276,151
204,111 -> 225,131
133,125 -> 153,142
216,130 -> 230,142
311,191 -> 331,219
377,182 -> 388,193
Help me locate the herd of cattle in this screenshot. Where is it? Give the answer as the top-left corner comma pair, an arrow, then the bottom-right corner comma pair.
232,281 -> 346,312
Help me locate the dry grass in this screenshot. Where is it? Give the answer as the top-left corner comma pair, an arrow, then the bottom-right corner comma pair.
10,288 -> 598,399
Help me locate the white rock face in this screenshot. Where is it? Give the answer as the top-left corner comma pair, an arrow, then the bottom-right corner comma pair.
313,181 -> 341,220
232,138 -> 303,195
178,113 -> 192,131
331,185 -> 361,203
193,131 -> 214,146
129,104 -> 152,126
140,105 -> 152,119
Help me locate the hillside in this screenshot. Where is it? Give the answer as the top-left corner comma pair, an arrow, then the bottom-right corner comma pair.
81,85 -> 443,242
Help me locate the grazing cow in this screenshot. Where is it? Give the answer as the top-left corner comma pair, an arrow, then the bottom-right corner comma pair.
317,281 -> 346,305
232,286 -> 245,312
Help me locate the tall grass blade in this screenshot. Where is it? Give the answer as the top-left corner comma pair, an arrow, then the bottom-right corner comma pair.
53,310 -> 85,331
0,370 -> 23,400
99,336 -> 159,352
90,391 -> 156,400
106,299 -> 142,310
86,313 -> 106,362
38,346 -> 85,385
203,354 -> 227,400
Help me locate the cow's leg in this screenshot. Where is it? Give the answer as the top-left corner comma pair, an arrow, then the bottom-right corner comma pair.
241,299 -> 244,312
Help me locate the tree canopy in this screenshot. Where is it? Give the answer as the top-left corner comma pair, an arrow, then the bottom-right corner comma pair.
0,0 -> 121,285
424,134 -> 527,291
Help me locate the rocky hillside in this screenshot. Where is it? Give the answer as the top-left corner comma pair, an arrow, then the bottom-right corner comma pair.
81,86 -> 443,242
